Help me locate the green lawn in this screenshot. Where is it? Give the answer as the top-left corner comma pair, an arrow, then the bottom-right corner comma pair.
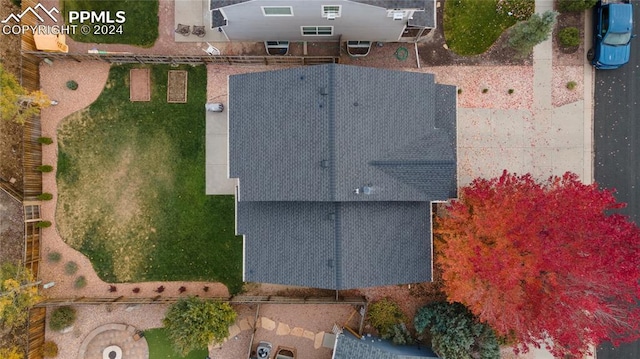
144,328 -> 208,358
62,0 -> 158,47
443,0 -> 518,55
56,64 -> 243,294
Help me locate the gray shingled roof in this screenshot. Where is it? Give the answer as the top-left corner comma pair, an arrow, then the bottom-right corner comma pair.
230,64 -> 456,290
333,332 -> 439,359
229,65 -> 456,203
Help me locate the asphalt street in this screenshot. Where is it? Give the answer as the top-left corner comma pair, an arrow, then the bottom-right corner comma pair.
593,1 -> 640,224
594,1 -> 640,358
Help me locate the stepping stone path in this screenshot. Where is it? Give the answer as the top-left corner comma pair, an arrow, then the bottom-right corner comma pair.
216,316 -> 336,352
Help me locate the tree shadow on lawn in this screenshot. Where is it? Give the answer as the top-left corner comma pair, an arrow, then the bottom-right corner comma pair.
55,64 -> 243,294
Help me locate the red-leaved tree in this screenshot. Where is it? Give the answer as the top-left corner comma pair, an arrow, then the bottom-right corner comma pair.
436,171 -> 640,358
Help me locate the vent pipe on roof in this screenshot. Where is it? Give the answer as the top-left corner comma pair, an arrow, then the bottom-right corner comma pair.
320,86 -> 328,95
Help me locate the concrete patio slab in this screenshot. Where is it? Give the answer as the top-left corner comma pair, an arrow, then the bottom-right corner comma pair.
174,0 -> 228,43
205,111 -> 236,194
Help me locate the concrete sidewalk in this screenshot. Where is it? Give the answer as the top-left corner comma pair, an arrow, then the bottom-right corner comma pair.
457,2 -> 594,187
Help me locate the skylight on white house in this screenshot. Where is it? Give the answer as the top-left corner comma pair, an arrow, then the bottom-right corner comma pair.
262,6 -> 293,16
322,5 -> 341,19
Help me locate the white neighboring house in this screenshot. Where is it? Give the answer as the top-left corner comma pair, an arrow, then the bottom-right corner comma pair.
210,0 -> 435,54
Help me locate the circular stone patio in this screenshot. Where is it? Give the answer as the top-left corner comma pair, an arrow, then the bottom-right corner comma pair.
78,323 -> 148,359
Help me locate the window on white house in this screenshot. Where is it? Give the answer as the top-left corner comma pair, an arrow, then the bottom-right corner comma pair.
301,26 -> 333,36
262,6 -> 293,16
322,5 -> 341,18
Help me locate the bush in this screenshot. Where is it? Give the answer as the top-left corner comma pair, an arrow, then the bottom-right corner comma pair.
163,297 -> 237,355
37,193 -> 53,201
566,81 -> 578,90
558,0 -> 597,12
38,137 -> 53,145
37,165 -> 53,172
64,261 -> 78,275
383,322 -> 414,345
36,221 -> 52,228
482,88 -> 489,94
42,341 -> 59,357
66,80 -> 78,91
559,27 -> 580,48
367,298 -> 407,338
509,11 -> 558,55
49,306 -> 76,331
508,89 -> 515,94
415,302 -> 500,359
47,252 -> 62,263
10,0 -> 20,7
457,88 -> 462,95
74,276 -> 87,289
0,346 -> 22,359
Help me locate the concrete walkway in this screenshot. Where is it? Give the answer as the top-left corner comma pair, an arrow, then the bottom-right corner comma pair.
457,2 -> 594,187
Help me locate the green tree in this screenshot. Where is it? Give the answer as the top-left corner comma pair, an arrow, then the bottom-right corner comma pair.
0,262 -> 42,330
0,64 -> 50,125
414,302 -> 500,359
163,297 -> 237,356
508,10 -> 557,55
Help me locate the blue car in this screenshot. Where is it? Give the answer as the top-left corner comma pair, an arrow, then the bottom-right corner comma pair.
589,0 -> 634,70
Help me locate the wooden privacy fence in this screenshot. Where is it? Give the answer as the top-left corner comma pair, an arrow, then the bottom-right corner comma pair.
22,51 -> 340,66
36,295 -> 366,307
27,307 -> 46,359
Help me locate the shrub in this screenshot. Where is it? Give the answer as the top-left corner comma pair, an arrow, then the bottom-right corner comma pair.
457,88 -> 462,95
558,0 -> 597,12
482,88 -> 489,94
415,302 -> 500,359
0,346 -> 22,359
567,81 -> 578,90
108,285 -> 117,292
49,306 -> 76,331
163,297 -> 237,355
74,276 -> 87,289
10,0 -> 20,7
508,89 -> 515,94
368,298 -> 407,339
36,221 -> 52,228
37,193 -> 53,201
66,80 -> 78,91
559,27 -> 580,48
38,137 -> 53,145
384,322 -> 414,345
133,287 -> 141,293
47,251 -> 62,263
64,261 -> 78,275
155,285 -> 165,293
203,286 -> 209,292
37,165 -> 53,172
42,341 -> 59,357
509,11 -> 558,55
496,0 -> 535,21
178,286 -> 186,293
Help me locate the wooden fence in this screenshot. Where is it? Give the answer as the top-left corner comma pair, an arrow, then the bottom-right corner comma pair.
22,51 -> 340,66
0,180 -> 23,202
35,295 -> 366,307
26,307 -> 46,359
